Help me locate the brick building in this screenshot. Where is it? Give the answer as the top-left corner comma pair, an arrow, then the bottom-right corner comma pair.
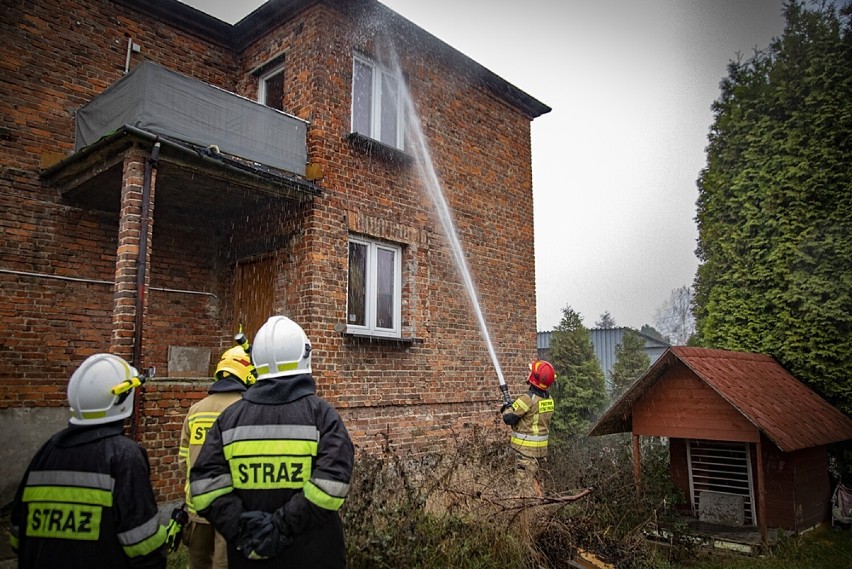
0,0 -> 549,504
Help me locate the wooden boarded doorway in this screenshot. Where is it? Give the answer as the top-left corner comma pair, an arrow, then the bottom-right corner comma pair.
232,257 -> 274,342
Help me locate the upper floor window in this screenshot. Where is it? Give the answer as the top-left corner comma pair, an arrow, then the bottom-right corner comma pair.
258,63 -> 285,111
351,55 -> 404,150
347,236 -> 402,338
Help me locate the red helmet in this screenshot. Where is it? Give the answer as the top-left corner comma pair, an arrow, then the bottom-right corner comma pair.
528,360 -> 556,390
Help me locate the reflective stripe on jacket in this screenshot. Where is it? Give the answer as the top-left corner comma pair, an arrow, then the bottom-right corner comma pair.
189,373 -> 354,569
178,381 -> 244,521
10,421 -> 166,569
503,391 -> 555,458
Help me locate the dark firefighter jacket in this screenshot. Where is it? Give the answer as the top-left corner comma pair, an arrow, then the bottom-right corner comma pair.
9,421 -> 167,569
178,375 -> 246,522
501,385 -> 554,458
190,373 -> 354,569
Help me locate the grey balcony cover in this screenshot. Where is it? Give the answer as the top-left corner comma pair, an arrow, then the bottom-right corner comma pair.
75,61 -> 307,176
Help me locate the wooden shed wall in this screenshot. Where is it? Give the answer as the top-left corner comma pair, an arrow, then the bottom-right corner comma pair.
633,362 -> 759,442
761,438 -> 830,530
668,436 -> 830,531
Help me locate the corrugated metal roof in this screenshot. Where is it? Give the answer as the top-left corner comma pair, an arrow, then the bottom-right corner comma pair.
537,328 -> 670,381
589,347 -> 852,452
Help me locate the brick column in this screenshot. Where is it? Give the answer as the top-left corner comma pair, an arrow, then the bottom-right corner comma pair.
112,146 -> 157,364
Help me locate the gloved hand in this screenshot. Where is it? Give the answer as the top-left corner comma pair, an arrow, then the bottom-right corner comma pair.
164,504 -> 189,553
235,510 -> 292,560
236,511 -> 274,560
271,507 -> 293,548
239,511 -> 272,537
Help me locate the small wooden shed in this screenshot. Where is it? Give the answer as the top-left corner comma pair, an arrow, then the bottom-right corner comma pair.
590,347 -> 852,542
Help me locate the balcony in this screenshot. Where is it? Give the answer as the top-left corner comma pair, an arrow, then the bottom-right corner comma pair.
75,61 -> 307,176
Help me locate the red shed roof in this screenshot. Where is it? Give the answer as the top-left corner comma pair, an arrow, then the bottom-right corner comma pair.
589,347 -> 852,452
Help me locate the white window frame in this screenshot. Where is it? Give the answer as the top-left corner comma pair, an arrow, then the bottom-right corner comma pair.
347,236 -> 402,338
258,63 -> 285,110
351,54 -> 405,150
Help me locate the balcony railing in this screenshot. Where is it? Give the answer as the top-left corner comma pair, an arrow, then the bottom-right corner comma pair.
75,61 -> 307,176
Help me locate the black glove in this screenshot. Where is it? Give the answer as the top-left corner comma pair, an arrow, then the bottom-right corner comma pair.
236,511 -> 274,560
253,519 -> 292,558
235,510 -> 292,560
239,511 -> 272,536
271,507 -> 293,547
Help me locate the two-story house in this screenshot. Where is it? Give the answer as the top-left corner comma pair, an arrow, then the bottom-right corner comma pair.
0,0 -> 550,503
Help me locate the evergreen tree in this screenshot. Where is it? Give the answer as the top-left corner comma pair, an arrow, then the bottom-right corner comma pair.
548,305 -> 608,437
595,311 -> 616,329
610,329 -> 651,400
694,1 -> 852,413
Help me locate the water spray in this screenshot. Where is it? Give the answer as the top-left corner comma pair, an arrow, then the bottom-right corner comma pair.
390,49 -> 510,408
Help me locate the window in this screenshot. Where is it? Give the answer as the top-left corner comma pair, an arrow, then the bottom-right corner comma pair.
259,63 -> 285,111
347,236 -> 402,338
351,55 -> 404,150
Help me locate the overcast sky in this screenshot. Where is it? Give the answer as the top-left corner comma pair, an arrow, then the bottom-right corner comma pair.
180,0 -> 786,331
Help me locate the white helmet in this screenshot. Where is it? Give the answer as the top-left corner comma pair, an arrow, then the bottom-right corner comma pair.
67,354 -> 138,425
252,316 -> 312,380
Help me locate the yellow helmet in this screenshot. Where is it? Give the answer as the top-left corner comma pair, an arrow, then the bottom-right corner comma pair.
215,346 -> 256,385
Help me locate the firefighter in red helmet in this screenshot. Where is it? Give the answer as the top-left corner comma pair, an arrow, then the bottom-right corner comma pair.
501,360 -> 556,495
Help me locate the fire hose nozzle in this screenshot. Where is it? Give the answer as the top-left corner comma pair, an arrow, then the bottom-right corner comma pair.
111,367 -> 155,396
499,383 -> 512,407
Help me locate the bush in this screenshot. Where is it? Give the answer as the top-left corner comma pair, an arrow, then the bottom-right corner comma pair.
169,429 -> 852,568
342,428 -> 684,568
343,431 -> 534,568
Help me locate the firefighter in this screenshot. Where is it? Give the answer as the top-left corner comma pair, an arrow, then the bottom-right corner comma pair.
9,353 -> 167,569
190,315 -> 355,568
501,359 -> 556,495
178,345 -> 256,568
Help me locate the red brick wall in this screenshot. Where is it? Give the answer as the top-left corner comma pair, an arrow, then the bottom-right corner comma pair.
2,0 -> 540,503
0,0 -> 239,382
273,3 -> 536,456
139,382 -> 209,499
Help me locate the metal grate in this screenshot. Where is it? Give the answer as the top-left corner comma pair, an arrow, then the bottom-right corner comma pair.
687,439 -> 756,525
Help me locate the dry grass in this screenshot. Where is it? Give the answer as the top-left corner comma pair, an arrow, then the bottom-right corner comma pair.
342,428 -> 677,568
169,429 -> 852,568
